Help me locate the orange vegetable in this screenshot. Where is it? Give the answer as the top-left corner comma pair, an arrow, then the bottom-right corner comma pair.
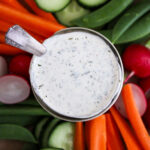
0,3 -> 65,37
85,115 -> 106,150
106,113 -> 125,150
0,0 -> 29,13
0,33 -> 5,43
0,20 -> 12,32
25,0 -> 58,23
74,122 -> 85,150
122,84 -> 150,150
0,44 -> 26,55
110,107 -> 141,150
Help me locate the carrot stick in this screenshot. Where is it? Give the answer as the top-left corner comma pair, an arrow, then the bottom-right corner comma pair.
0,3 -> 65,38
0,33 -> 5,43
0,20 -> 12,32
74,122 -> 85,150
0,0 -> 29,13
122,84 -> 150,150
110,107 -> 141,150
106,113 -> 125,150
0,44 -> 26,55
85,115 -> 106,150
25,0 -> 58,23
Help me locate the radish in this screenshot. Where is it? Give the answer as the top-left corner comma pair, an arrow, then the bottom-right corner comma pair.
143,99 -> 150,129
9,55 -> 32,79
115,83 -> 147,118
122,44 -> 150,82
0,56 -> 8,77
0,75 -> 30,104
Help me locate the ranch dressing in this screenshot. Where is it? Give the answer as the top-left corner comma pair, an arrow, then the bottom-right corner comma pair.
30,30 -> 121,118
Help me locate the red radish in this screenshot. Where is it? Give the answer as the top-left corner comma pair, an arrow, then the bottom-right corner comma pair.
122,44 -> 150,80
0,75 -> 30,104
115,83 -> 147,118
0,56 -> 7,76
9,55 -> 32,79
143,99 -> 150,129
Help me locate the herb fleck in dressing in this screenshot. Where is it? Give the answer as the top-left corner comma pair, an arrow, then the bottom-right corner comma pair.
30,31 -> 121,118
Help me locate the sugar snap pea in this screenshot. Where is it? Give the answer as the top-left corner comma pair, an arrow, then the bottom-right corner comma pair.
72,0 -> 133,28
112,0 -> 150,43
0,115 -> 39,126
0,105 -> 50,116
116,13 -> 150,44
41,118 -> 61,148
35,117 -> 50,140
99,29 -> 112,41
19,98 -> 40,106
0,124 -> 37,143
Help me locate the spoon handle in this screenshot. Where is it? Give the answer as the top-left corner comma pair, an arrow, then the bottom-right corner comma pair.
5,25 -> 47,56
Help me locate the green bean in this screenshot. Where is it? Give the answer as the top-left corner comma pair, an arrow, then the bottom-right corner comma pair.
0,115 -> 39,126
112,0 -> 150,43
0,106 -> 50,116
41,119 -> 61,148
116,13 -> 150,44
35,117 -> 50,140
0,124 -> 37,143
22,143 -> 38,150
72,0 -> 133,28
99,29 -> 112,41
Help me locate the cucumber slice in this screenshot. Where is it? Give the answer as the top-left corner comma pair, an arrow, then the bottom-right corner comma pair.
41,118 -> 61,148
55,0 -> 90,26
35,117 -> 50,140
78,0 -> 107,8
35,0 -> 71,12
48,122 -> 75,150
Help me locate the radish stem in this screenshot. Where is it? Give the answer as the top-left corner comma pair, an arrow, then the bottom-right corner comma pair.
123,71 -> 135,84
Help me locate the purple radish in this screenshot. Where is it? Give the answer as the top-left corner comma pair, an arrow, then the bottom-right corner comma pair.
0,56 -> 7,76
0,75 -> 30,104
115,83 -> 147,118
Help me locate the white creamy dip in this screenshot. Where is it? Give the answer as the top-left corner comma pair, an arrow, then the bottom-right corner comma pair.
30,30 -> 121,118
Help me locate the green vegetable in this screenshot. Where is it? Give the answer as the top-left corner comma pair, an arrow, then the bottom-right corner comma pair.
99,29 -> 112,41
112,0 -> 150,43
72,0 -> 133,28
116,13 -> 150,44
0,115 -> 39,126
55,0 -> 90,26
22,143 -> 38,150
0,124 -> 37,143
48,122 -> 75,150
40,148 -> 64,150
0,106 -> 50,116
19,98 -> 40,106
41,118 -> 61,148
35,117 -> 50,140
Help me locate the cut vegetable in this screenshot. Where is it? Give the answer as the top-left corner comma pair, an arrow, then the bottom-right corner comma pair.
110,107 -> 141,150
0,56 -> 7,77
35,0 -> 71,12
122,84 -> 150,150
0,75 -> 30,104
106,113 -> 125,150
78,0 -> 107,8
115,84 -> 147,118
0,124 -> 37,143
9,55 -> 32,79
72,0 -> 133,28
74,122 -> 85,150
48,122 -> 75,150
41,118 -> 61,148
40,148 -> 64,150
25,0 -> 58,23
85,115 -> 107,150
35,117 -> 49,140
55,0 -> 90,26
0,33 -> 5,43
